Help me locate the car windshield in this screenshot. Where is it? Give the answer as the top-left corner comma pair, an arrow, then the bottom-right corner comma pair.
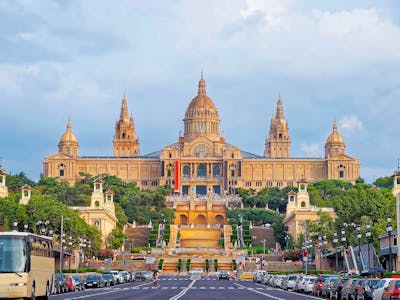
0,237 -> 27,273
86,276 -> 97,280
309,278 -> 316,283
369,279 -> 379,288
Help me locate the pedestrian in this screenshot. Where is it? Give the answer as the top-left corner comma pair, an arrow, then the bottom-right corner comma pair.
153,270 -> 159,288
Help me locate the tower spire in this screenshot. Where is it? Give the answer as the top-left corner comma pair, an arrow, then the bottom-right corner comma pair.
198,72 -> 206,95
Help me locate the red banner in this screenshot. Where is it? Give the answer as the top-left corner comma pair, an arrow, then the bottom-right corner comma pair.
174,160 -> 179,192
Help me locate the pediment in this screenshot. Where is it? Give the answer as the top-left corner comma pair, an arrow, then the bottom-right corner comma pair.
45,153 -> 74,160
327,153 -> 355,161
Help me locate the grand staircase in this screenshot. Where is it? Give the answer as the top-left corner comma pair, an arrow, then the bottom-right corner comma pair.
124,227 -> 151,248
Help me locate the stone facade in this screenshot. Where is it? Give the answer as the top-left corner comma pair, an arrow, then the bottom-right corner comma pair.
0,168 -> 8,199
43,75 -> 360,193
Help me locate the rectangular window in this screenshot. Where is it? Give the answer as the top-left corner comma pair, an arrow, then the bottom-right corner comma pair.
267,181 -> 273,187
59,170 -> 64,177
256,182 -> 262,187
339,171 -> 344,178
245,182 -> 252,187
277,182 -> 282,187
142,181 -> 148,186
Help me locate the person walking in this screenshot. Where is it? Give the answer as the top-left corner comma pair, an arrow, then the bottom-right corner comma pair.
152,270 -> 160,288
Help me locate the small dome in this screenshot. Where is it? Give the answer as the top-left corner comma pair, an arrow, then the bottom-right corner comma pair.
59,121 -> 78,144
326,121 -> 344,145
184,75 -> 219,119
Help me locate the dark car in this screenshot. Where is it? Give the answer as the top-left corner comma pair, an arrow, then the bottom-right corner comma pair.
330,277 -> 349,299
218,270 -> 230,280
85,275 -> 106,288
357,278 -> 380,300
72,275 -> 85,291
55,273 -> 68,294
102,273 -> 116,286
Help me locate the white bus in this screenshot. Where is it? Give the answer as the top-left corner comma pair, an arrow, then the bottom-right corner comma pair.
0,232 -> 55,299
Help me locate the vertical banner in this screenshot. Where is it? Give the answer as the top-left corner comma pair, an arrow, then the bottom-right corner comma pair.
174,160 -> 179,192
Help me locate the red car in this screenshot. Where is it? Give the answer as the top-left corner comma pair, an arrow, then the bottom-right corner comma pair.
65,275 -> 74,292
382,279 -> 400,300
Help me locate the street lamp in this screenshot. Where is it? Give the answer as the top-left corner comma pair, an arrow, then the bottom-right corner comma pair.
285,235 -> 290,250
59,216 -> 70,274
366,222 -> 372,269
260,239 -> 267,270
386,215 -> 393,272
333,232 -> 338,273
13,219 -> 18,232
341,228 -> 347,272
318,236 -> 323,270
229,163 -> 236,195
356,224 -> 362,273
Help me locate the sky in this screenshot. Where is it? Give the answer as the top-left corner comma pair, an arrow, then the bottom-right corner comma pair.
0,0 -> 399,183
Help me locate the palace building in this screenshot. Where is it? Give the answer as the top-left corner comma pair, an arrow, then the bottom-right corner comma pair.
43,75 -> 360,193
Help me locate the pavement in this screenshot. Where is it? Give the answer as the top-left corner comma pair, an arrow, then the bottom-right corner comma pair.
50,274 -> 323,300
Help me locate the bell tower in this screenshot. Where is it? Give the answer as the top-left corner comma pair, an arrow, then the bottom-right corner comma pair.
264,96 -> 291,158
0,168 -> 8,199
113,96 -> 140,156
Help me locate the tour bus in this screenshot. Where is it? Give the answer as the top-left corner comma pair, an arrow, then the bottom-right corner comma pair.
0,231 -> 55,299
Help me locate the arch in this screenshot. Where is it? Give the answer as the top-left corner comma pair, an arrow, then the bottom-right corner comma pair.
197,164 -> 206,178
301,201 -> 306,208
213,165 -> 221,178
194,214 -> 207,225
183,166 -> 190,178
193,143 -> 211,157
215,215 -> 224,225
122,132 -> 126,139
180,214 -> 188,225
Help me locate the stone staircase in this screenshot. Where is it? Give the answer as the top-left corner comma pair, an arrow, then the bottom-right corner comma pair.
217,258 -> 233,271
162,258 -> 179,273
250,226 -> 276,248
124,227 -> 151,248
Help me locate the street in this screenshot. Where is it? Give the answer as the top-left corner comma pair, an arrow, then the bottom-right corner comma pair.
50,275 -> 322,300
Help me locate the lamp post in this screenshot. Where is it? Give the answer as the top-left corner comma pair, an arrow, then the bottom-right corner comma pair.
59,216 -> 70,274
333,232 -> 338,273
229,163 -> 236,195
13,219 -> 18,232
341,228 -> 347,272
285,235 -> 289,250
260,239 -> 266,270
318,236 -> 323,270
386,215 -> 393,272
366,222 -> 371,269
356,224 -> 362,273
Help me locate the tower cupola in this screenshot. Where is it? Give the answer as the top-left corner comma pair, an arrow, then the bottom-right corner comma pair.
325,121 -> 345,158
58,120 -> 79,157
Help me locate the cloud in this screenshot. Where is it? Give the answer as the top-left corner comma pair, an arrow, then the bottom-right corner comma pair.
339,115 -> 363,133
299,143 -> 323,158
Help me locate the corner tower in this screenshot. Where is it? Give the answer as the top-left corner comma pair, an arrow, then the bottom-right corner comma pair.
325,121 -> 345,158
183,74 -> 221,142
113,96 -> 140,156
58,120 -> 79,157
264,96 -> 291,158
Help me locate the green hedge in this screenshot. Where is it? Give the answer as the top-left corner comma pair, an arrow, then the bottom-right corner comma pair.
186,259 -> 191,271
130,247 -> 151,253
232,259 -> 237,271
177,259 -> 183,272
214,259 -> 218,271
158,259 -> 164,270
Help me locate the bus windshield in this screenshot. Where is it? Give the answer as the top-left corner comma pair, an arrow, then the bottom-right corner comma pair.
0,236 -> 27,273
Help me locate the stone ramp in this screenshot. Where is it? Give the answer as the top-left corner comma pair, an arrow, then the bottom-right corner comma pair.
250,226 -> 276,249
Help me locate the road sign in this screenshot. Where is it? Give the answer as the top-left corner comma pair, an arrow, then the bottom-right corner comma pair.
146,256 -> 155,264
237,256 -> 245,265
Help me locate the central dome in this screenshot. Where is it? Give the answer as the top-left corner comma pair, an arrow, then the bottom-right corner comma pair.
184,76 -> 219,119
183,75 -> 221,142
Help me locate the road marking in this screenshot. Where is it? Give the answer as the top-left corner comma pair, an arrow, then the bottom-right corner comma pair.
234,283 -> 285,300
169,280 -> 196,300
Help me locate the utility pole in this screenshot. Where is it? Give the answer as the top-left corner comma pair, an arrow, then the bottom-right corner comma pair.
304,222 -> 308,275
261,239 -> 266,271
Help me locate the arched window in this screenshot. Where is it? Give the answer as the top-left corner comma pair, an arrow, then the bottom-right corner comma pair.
122,132 -> 126,139
197,164 -> 206,178
213,165 -> 221,178
301,201 -> 306,208
183,166 -> 190,178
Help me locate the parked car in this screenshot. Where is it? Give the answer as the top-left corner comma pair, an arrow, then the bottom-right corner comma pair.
65,275 -> 74,292
55,273 -> 68,294
85,275 -> 106,288
102,273 -> 116,286
313,274 -> 338,297
341,278 -> 359,300
373,278 -> 392,300
107,270 -> 124,284
304,277 -> 317,294
239,271 -> 254,280
218,270 -> 230,280
321,276 -> 340,298
381,279 -> 400,300
119,271 -> 131,283
330,277 -> 349,300
294,276 -> 305,292
285,275 -> 299,290
356,278 -> 379,300
71,275 -> 85,291
134,271 -> 153,281
253,270 -> 267,283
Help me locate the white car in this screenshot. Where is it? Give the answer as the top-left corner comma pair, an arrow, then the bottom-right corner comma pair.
109,270 -> 124,284
304,277 -> 317,294
373,278 -> 392,300
253,270 -> 267,283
